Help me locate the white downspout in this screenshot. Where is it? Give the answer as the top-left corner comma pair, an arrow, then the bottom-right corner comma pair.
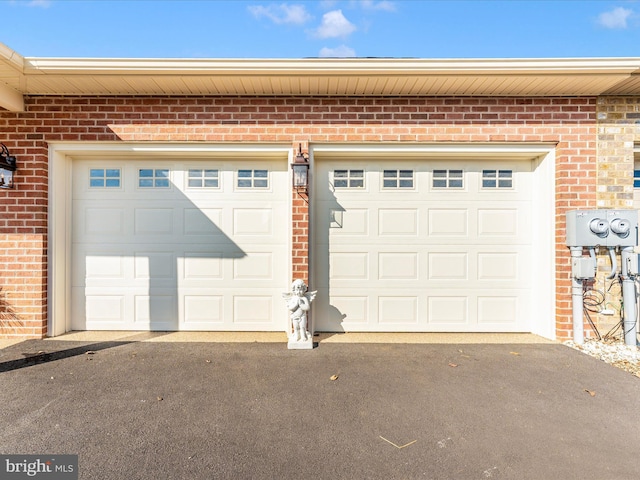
621,246 -> 637,346
570,247 -> 584,345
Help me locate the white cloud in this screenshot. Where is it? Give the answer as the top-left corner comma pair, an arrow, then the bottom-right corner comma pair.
598,6 -> 633,29
248,3 -> 312,25
319,45 -> 357,57
359,0 -> 396,12
10,0 -> 51,6
315,9 -> 357,38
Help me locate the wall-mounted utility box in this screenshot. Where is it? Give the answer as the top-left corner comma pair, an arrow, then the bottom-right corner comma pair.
566,209 -> 638,247
572,256 -> 597,279
627,254 -> 640,276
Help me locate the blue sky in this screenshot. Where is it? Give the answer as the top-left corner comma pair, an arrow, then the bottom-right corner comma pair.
1,0 -> 640,58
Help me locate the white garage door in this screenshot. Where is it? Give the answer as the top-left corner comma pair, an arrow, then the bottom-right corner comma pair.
313,158 -> 533,332
71,158 -> 289,331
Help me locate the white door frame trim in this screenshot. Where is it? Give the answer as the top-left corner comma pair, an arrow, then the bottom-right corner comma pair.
48,142 -> 292,337
310,142 -> 557,339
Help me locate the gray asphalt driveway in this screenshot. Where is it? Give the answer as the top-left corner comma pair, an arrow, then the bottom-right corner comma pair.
1,338 -> 639,480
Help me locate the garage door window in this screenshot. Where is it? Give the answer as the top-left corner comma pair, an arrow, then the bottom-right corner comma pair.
188,169 -> 219,188
139,169 -> 170,188
333,169 -> 364,188
383,170 -> 414,189
237,169 -> 268,188
90,168 -> 121,188
432,169 -> 463,189
482,169 -> 513,189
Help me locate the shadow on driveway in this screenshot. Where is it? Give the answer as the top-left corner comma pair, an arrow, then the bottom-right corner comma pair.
0,333 -> 170,373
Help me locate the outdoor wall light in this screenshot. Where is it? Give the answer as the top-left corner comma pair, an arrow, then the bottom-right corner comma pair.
0,144 -> 16,189
291,144 -> 309,193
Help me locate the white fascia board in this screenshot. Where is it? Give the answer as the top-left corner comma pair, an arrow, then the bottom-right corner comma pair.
0,81 -> 24,111
0,42 -> 25,70
0,44 -> 25,111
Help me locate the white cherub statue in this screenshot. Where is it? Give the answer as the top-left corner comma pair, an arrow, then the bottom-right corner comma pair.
282,279 -> 317,343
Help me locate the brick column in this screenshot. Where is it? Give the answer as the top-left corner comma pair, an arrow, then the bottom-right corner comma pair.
596,96 -> 636,209
291,141 -> 310,285
0,141 -> 48,338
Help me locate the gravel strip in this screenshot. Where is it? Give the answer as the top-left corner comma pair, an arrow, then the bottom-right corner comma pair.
564,339 -> 640,377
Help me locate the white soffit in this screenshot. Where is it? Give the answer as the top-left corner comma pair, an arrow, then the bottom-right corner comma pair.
2,42 -> 640,111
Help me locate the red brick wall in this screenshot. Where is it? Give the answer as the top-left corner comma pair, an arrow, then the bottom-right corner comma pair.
0,96 -> 597,338
0,134 -> 48,338
0,234 -> 47,337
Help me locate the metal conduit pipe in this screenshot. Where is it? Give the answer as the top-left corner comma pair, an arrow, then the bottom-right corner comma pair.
606,246 -> 617,280
570,247 -> 585,345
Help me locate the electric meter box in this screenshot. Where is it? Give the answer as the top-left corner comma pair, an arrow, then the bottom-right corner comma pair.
566,209 -> 638,247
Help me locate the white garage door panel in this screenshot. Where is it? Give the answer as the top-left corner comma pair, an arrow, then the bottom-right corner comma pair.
182,253 -> 224,279
378,297 -> 418,324
233,209 -> 274,235
318,203 -> 531,246
83,208 -> 125,236
83,293 -> 126,322
427,291 -> 530,330
134,292 -> 176,327
315,291 -> 529,332
183,295 -> 224,324
378,209 -> 419,236
184,208 -> 223,235
324,245 -> 532,288
314,159 -> 534,333
378,252 -> 418,280
72,159 -> 288,331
